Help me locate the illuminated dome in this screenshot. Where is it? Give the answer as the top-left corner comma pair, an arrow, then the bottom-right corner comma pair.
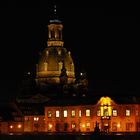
36,8 -> 75,85
36,46 -> 75,85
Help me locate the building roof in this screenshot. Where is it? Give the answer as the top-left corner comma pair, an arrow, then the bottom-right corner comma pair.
44,95 -> 140,107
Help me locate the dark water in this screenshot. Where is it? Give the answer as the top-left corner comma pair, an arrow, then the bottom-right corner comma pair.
0,134 -> 140,140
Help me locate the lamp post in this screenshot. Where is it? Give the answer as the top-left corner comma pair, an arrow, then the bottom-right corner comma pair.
34,117 -> 39,132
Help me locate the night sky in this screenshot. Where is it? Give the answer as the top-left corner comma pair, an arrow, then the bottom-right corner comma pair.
0,2 -> 138,101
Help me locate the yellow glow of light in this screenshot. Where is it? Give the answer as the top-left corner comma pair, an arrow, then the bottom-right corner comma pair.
100,96 -> 111,106
100,97 -> 112,117
34,117 -> 39,121
49,124 -> 53,128
82,124 -> 85,128
47,41 -> 64,47
108,106 -> 112,116
10,125 -> 13,129
17,124 -> 22,128
101,106 -> 104,116
117,123 -> 120,128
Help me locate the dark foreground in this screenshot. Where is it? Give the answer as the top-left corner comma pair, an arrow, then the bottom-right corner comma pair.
0,133 -> 140,140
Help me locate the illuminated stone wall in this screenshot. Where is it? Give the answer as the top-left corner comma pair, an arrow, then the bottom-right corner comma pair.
8,122 -> 24,133
44,97 -> 140,133
23,116 -> 45,132
0,97 -> 140,134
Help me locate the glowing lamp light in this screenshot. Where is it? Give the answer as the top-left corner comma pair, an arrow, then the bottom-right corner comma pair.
49,124 -> 53,129
117,123 -> 120,128
27,72 -> 31,75
10,125 -> 13,129
34,117 -> 39,121
100,96 -> 112,106
17,124 -> 22,128
82,124 -> 85,128
80,73 -> 83,76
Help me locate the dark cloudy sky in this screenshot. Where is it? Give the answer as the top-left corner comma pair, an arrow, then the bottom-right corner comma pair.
0,2 -> 138,101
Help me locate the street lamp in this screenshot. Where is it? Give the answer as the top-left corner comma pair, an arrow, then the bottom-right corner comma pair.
34,117 -> 39,132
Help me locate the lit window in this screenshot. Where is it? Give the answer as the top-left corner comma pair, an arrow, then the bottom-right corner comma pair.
82,124 -> 85,128
79,110 -> 81,117
86,122 -> 90,128
117,123 -> 120,128
71,110 -> 75,117
44,62 -> 48,71
97,110 -> 100,116
48,123 -> 53,130
48,111 -> 52,118
72,123 -> 76,129
112,110 -> 117,116
86,109 -> 90,117
126,109 -> 130,116
104,109 -> 109,116
56,110 -> 60,117
58,50 -> 61,55
64,110 -> 67,117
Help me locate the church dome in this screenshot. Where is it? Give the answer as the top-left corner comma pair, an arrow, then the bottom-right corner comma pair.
36,46 -> 75,85
36,6 -> 76,86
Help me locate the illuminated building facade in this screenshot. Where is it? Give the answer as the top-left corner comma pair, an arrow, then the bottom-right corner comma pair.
0,6 -> 140,134
44,97 -> 140,133
1,97 -> 140,134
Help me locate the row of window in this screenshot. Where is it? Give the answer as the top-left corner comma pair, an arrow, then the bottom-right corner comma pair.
46,122 -> 136,131
48,110 -> 84,118
47,109 -> 131,118
47,122 -> 91,131
97,109 -> 130,117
